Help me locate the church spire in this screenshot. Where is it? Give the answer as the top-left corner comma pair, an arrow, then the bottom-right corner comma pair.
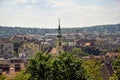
57,18 -> 62,37
58,18 -> 61,30
55,18 -> 63,56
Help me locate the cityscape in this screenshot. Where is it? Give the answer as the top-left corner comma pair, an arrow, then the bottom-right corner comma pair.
0,0 -> 120,80
0,21 -> 120,80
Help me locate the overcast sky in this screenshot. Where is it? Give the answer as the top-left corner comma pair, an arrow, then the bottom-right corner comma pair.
0,0 -> 120,28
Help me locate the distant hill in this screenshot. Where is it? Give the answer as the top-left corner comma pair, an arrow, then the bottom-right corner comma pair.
0,23 -> 120,38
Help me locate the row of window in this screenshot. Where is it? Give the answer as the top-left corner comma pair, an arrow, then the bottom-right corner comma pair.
0,64 -> 21,72
0,51 -> 12,55
0,44 -> 12,50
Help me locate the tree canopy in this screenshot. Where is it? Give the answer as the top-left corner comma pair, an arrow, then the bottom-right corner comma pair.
111,56 -> 120,80
16,52 -> 87,80
82,60 -> 102,80
72,47 -> 89,56
13,52 -> 104,80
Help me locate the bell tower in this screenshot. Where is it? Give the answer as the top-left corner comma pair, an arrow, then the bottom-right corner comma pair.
56,19 -> 63,56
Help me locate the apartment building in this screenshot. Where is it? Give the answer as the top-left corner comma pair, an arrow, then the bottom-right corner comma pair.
0,40 -> 14,59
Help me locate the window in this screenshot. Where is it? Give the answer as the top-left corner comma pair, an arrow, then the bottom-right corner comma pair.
59,51 -> 61,53
26,45 -> 28,48
0,44 -> 3,49
5,48 -> 8,51
1,50 -> 3,55
59,42 -> 61,46
15,64 -> 20,67
9,51 -> 12,54
9,46 -> 12,49
15,64 -> 21,71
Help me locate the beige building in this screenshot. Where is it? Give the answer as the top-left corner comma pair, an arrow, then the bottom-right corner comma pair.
0,58 -> 26,79
0,40 -> 14,59
18,42 -> 41,59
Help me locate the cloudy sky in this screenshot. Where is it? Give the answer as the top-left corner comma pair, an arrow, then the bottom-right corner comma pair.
0,0 -> 120,28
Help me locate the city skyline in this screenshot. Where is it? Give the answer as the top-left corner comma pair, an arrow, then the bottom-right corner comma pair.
0,0 -> 120,28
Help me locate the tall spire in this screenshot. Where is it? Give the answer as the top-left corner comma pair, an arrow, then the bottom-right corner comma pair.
58,18 -> 61,30
56,18 -> 63,56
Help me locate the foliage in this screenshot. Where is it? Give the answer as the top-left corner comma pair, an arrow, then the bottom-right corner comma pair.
110,73 -> 119,80
14,70 -> 30,80
13,51 -> 17,57
14,52 -> 106,80
14,41 -> 23,53
26,52 -> 51,80
24,52 -> 86,80
114,48 -> 120,52
82,46 -> 101,55
0,74 -> 7,80
72,47 -> 89,56
111,56 -> 120,80
82,60 -> 102,80
102,50 -> 109,55
50,52 -> 86,80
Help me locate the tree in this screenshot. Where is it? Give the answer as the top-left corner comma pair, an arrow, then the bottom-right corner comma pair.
50,52 -> 86,80
82,60 -> 102,80
110,73 -> 119,80
24,52 -> 86,80
72,47 -> 89,56
82,46 -> 101,55
13,41 -> 23,56
14,70 -> 30,80
114,48 -> 120,52
111,56 -> 120,80
0,74 -> 8,80
102,50 -> 109,55
26,52 -> 51,80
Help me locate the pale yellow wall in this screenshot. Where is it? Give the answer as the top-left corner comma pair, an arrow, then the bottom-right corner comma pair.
22,43 -> 40,54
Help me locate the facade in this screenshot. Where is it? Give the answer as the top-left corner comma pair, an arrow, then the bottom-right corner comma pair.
18,42 -> 41,59
0,41 -> 14,59
0,58 -> 26,79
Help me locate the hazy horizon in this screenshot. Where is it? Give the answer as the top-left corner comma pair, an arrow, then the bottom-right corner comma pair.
0,0 -> 120,28
0,23 -> 120,29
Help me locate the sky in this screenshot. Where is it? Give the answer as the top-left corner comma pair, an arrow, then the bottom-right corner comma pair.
0,0 -> 120,28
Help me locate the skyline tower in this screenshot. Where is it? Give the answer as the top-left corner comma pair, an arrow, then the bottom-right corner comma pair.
56,19 -> 63,56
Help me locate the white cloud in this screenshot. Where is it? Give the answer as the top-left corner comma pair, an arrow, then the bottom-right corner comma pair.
12,0 -> 29,4
47,0 -> 105,20
12,0 -> 39,4
31,0 -> 39,4
0,0 -> 120,28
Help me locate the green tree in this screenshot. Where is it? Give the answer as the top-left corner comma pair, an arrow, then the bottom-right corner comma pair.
110,73 -> 119,80
14,70 -> 30,80
23,52 -> 86,80
82,46 -> 101,55
102,50 -> 109,55
72,47 -> 89,56
0,74 -> 8,80
14,41 -> 23,54
26,52 -> 51,80
50,52 -> 86,80
114,48 -> 120,52
82,60 -> 102,80
111,56 -> 120,80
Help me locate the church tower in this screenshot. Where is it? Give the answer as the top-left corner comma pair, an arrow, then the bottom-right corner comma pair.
56,19 -> 63,56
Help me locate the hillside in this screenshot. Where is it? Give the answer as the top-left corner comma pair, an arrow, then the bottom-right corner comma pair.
0,24 -> 120,38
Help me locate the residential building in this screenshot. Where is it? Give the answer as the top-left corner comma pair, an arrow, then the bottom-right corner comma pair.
0,40 -> 14,59
18,42 -> 41,59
